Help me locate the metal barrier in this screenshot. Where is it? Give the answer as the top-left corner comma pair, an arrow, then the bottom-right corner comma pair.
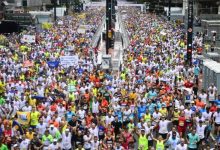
91,15 -> 105,48
117,12 -> 130,50
90,15 -> 105,66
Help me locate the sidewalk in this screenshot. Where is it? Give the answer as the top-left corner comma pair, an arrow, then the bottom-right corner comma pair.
97,40 -> 106,65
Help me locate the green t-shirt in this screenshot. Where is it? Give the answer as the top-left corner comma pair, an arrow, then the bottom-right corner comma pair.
0,144 -> 8,150
188,133 -> 199,149
0,97 -> 5,105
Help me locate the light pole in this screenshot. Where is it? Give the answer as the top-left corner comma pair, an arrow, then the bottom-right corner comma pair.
168,0 -> 171,21
187,0 -> 193,66
106,0 -> 112,54
51,0 -> 57,21
65,0 -> 69,15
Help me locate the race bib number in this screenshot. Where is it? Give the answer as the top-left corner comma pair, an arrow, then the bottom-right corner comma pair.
179,121 -> 184,126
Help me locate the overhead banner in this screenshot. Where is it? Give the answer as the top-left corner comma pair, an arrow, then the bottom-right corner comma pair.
60,56 -> 79,67
21,35 -> 36,43
187,0 -> 193,65
77,25 -> 90,34
78,13 -> 86,19
17,111 -> 30,125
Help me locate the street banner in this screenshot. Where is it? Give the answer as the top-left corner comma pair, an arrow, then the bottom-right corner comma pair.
60,56 -> 79,67
77,25 -> 90,34
21,35 -> 36,43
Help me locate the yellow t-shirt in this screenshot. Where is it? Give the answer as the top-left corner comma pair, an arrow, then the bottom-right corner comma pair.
92,88 -> 98,96
29,99 -> 36,107
26,132 -> 35,140
129,92 -> 137,100
30,111 -> 40,126
69,93 -> 75,101
121,73 -> 126,80
144,114 -> 151,122
159,108 -> 168,116
121,89 -> 126,96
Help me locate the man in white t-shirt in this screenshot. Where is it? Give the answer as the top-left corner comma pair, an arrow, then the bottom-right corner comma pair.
175,138 -> 187,150
48,139 -> 61,150
36,119 -> 47,136
202,108 -> 212,121
199,90 -> 207,104
105,113 -> 115,125
91,136 -> 100,150
213,108 -> 220,136
208,84 -> 217,93
61,129 -> 72,150
77,107 -> 86,120
152,110 -> 162,126
184,106 -> 193,123
158,116 -> 171,139
196,120 -> 206,141
83,131 -> 92,150
20,135 -> 30,150
89,123 -> 99,138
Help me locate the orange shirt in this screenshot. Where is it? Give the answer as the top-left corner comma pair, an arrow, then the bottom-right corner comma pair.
50,121 -> 59,128
90,75 -> 95,82
37,104 -> 45,111
50,104 -> 57,112
159,89 -> 166,95
195,100 -> 205,108
101,99 -> 108,107
86,116 -> 93,126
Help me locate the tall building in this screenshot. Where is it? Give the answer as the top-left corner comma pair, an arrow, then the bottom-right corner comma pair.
146,0 -> 220,15
7,0 -> 52,7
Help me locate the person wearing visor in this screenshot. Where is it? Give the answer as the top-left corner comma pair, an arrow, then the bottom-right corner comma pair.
136,128 -> 149,150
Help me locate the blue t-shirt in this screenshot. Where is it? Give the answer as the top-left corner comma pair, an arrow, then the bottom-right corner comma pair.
66,111 -> 74,122
148,91 -> 157,99
194,67 -> 200,76
157,102 -> 162,110
148,103 -> 156,115
78,68 -> 84,75
138,105 -> 147,119
214,99 -> 220,107
98,126 -> 105,137
114,111 -> 123,121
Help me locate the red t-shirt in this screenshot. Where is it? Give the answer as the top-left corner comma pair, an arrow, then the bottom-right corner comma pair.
122,141 -> 129,150
178,116 -> 186,127
210,106 -> 217,112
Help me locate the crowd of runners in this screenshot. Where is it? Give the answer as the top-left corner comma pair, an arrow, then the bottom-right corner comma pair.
0,5 -> 219,150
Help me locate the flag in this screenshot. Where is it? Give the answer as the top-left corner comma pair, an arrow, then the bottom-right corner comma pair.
16,111 -> 31,125
47,61 -> 60,68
